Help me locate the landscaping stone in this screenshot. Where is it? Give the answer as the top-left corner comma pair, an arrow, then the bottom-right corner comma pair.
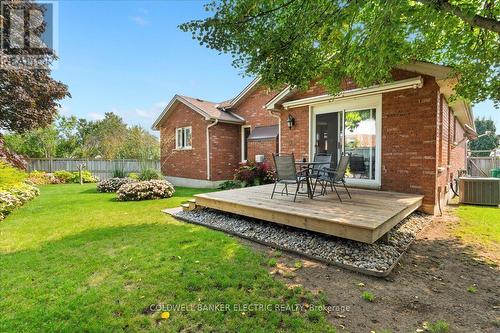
172,208 -> 433,276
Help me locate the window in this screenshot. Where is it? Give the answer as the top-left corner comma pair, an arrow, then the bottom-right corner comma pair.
175,126 -> 192,149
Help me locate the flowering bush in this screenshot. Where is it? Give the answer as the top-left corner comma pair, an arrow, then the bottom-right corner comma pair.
0,161 -> 39,221
116,180 -> 175,201
28,171 -> 62,185
53,170 -> 74,183
97,177 -> 136,193
233,161 -> 276,187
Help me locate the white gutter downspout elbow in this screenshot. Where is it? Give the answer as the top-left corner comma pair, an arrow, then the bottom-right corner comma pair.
206,119 -> 219,180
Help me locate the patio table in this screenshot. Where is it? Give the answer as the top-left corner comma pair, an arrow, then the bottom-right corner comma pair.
295,161 -> 327,199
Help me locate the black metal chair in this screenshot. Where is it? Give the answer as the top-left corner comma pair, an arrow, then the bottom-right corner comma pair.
310,153 -> 333,195
271,153 -> 309,202
321,155 -> 352,202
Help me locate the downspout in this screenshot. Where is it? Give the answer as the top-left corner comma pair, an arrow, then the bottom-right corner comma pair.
206,119 -> 219,180
268,109 -> 281,153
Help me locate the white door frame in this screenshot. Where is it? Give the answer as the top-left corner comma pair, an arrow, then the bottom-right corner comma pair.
241,125 -> 251,162
310,94 -> 382,189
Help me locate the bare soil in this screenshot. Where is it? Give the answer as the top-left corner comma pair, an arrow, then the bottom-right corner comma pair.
241,207 -> 500,332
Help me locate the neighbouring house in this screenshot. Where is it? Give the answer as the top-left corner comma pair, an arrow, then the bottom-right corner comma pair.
152,61 -> 475,215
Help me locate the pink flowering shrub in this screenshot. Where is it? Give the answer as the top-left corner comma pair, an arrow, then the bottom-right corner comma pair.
233,161 -> 276,187
116,180 -> 175,201
97,177 -> 136,193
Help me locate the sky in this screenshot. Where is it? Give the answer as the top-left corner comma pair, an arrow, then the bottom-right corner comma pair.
52,0 -> 499,133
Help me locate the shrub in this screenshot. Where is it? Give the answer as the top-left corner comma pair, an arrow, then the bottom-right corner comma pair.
97,177 -> 136,193
116,180 -> 175,201
139,168 -> 162,181
27,171 -> 62,185
113,169 -> 127,178
233,161 -> 276,187
52,170 -> 98,184
0,161 -> 27,191
218,180 -> 242,190
127,172 -> 140,180
53,170 -> 74,183
75,171 -> 98,183
0,162 -> 39,221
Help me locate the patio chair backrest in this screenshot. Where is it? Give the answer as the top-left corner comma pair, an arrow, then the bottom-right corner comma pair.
272,153 -> 297,182
312,153 -> 332,173
333,155 -> 350,182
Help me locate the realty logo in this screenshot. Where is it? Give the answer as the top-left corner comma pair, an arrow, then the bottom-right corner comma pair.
1,0 -> 58,68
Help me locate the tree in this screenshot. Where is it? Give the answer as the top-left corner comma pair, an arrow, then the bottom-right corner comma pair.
0,0 -> 70,134
4,113 -> 160,160
120,126 -> 160,160
469,117 -> 498,156
180,0 -> 500,104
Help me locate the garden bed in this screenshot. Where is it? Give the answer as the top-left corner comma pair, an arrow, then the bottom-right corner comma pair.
169,208 -> 433,277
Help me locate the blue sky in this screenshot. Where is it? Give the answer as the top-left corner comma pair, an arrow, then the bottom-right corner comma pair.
52,0 -> 499,132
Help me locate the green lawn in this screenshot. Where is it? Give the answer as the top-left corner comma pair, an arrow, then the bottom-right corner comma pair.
455,205 -> 500,262
0,184 -> 334,332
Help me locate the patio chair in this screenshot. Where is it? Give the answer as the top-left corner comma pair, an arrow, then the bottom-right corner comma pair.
321,155 -> 352,202
271,153 -> 309,202
310,153 -> 333,195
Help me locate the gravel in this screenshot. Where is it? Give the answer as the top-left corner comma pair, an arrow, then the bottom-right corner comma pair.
172,208 -> 433,275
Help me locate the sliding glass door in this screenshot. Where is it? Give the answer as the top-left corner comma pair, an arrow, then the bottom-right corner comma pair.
311,95 -> 381,187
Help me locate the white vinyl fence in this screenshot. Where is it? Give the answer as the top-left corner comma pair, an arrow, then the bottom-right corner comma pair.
27,158 -> 161,180
468,156 -> 500,177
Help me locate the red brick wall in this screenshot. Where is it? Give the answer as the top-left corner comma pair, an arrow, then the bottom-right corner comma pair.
248,139 -> 278,163
232,85 -> 280,128
381,76 -> 440,213
279,106 -> 310,160
209,122 -> 240,181
232,85 -> 280,161
277,71 -> 457,214
159,102 -> 208,180
436,97 -> 467,211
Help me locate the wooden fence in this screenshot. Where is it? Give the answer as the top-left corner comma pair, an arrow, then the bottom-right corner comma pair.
27,158 -> 161,180
467,156 -> 500,177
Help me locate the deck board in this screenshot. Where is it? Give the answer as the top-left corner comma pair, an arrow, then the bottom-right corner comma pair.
194,184 -> 423,243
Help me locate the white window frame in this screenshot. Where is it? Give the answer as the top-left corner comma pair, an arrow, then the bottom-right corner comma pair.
241,125 -> 251,162
310,94 -> 382,189
175,126 -> 192,150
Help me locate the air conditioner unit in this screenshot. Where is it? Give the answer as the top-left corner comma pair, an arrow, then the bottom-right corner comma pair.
459,177 -> 500,206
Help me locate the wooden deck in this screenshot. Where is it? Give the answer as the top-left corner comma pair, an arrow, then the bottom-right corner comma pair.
193,184 -> 423,243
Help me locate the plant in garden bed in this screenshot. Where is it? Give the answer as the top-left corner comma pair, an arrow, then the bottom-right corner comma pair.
27,171 -> 62,185
233,161 -> 276,187
96,177 -> 136,193
116,180 -> 175,201
0,161 -> 39,221
138,168 -> 162,181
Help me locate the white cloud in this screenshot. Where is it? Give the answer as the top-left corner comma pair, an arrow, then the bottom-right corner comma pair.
88,112 -> 105,120
129,15 -> 149,26
135,101 -> 167,119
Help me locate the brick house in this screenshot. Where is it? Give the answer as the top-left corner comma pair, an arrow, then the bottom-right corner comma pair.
152,61 -> 475,214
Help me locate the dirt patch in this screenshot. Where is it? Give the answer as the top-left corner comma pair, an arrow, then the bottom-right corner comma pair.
240,207 -> 500,332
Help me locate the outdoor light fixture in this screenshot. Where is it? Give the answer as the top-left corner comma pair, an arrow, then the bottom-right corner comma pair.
287,114 -> 295,129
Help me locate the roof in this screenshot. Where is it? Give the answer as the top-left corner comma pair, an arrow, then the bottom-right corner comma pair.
152,95 -> 244,130
247,125 -> 279,141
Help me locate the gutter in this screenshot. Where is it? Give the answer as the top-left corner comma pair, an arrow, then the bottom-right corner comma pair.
206,119 -> 219,180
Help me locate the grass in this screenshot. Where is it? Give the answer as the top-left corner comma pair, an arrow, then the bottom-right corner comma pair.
424,320 -> 450,333
361,291 -> 375,302
0,184 -> 334,332
454,205 -> 500,261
